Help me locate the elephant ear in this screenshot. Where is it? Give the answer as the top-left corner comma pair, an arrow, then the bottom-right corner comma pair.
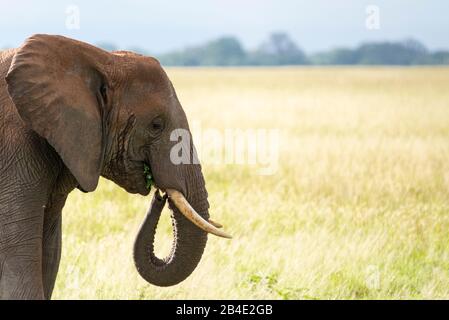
5,34 -> 111,192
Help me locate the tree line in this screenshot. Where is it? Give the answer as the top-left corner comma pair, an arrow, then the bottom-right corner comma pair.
152,32 -> 449,66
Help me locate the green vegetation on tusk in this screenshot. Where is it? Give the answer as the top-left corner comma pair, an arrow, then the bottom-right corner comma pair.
143,164 -> 153,190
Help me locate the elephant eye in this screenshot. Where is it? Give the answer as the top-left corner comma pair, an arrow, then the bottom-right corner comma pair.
100,84 -> 108,104
150,116 -> 164,133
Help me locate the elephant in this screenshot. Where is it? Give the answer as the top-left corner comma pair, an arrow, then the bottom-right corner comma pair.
0,34 -> 230,300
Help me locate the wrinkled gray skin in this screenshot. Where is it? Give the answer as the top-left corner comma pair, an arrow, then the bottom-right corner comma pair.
0,35 -> 209,299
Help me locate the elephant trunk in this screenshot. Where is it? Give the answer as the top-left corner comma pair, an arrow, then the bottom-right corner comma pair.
133,187 -> 210,287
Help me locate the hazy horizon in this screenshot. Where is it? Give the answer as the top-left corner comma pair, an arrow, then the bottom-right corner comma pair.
1,0 -> 448,53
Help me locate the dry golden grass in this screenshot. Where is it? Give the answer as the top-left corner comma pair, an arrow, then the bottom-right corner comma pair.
54,67 -> 449,299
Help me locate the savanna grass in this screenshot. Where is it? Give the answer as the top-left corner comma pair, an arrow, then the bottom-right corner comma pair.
54,67 -> 449,299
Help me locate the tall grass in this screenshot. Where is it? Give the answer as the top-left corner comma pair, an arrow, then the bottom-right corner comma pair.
54,67 -> 449,299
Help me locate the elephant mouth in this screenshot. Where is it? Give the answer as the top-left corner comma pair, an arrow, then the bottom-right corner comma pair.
124,161 -> 152,196
143,163 -> 154,190
125,161 -> 157,196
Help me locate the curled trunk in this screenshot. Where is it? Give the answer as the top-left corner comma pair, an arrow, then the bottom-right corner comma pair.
133,190 -> 209,286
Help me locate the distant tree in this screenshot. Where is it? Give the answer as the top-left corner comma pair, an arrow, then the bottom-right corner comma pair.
250,32 -> 308,65
201,37 -> 246,66
158,46 -> 204,66
355,39 -> 428,65
429,51 -> 449,64
309,48 -> 357,65
158,37 -> 246,66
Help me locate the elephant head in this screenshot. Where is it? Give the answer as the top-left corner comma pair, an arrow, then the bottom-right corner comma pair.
5,34 -> 230,287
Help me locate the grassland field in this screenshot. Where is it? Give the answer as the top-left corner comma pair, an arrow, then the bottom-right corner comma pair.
53,67 -> 449,299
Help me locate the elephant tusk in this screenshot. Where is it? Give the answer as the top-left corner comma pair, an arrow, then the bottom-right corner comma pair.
166,189 -> 232,239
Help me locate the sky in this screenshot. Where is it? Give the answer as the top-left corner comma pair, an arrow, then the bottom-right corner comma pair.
1,0 -> 448,53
